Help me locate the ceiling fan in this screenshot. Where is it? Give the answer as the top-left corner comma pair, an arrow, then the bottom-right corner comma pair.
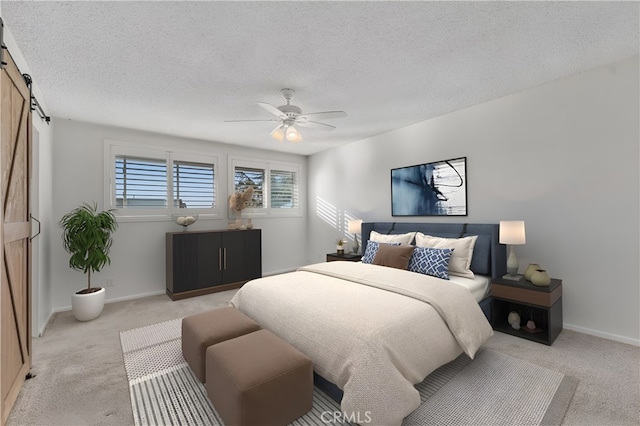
225,88 -> 347,143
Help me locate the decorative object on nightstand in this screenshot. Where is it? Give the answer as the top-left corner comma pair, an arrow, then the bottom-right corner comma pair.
336,239 -> 345,255
348,219 -> 363,253
507,311 -> 521,330
499,220 -> 526,280
530,269 -> 551,286
524,263 -> 541,281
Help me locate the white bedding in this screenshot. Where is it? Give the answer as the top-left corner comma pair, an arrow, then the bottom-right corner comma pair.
230,261 -> 493,426
448,274 -> 491,302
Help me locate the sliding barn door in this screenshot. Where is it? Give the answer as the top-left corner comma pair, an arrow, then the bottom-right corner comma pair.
0,51 -> 32,425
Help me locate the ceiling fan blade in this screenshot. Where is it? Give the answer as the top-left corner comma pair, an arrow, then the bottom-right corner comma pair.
296,120 -> 336,131
257,102 -> 287,119
297,111 -> 347,121
224,119 -> 279,123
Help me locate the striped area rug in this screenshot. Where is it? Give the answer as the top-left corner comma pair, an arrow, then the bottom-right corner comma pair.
120,318 -> 576,426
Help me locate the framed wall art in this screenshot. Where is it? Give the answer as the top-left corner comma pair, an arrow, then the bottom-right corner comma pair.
391,157 -> 467,216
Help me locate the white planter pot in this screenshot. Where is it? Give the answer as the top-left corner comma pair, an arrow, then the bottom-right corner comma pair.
72,287 -> 106,321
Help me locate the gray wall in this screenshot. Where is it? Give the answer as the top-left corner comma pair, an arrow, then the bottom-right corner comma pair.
50,120 -> 308,310
307,56 -> 640,345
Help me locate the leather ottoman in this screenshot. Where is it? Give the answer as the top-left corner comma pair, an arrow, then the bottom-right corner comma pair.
205,329 -> 313,426
182,307 -> 261,382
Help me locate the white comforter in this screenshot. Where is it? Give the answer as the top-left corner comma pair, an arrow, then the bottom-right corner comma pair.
230,261 -> 493,426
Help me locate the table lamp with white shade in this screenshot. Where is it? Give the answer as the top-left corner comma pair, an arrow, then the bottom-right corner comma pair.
499,220 -> 526,280
348,219 -> 363,254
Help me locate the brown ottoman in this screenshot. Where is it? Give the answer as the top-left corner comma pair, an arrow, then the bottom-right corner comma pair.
182,307 -> 261,382
205,329 -> 313,426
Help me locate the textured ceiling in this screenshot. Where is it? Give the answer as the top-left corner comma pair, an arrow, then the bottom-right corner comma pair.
3,1 -> 638,156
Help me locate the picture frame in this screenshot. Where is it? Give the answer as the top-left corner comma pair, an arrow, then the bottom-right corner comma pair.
391,156 -> 467,216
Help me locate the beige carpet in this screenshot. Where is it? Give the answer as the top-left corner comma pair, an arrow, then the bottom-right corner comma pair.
7,289 -> 640,426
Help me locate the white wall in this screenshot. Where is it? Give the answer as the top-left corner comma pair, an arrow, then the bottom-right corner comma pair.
3,21 -> 55,337
51,120 -> 308,311
307,56 -> 640,345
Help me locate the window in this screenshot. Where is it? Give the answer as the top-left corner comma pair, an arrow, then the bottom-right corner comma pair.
116,156 -> 167,208
271,169 -> 297,209
173,161 -> 215,208
105,140 -> 219,219
229,157 -> 300,217
234,166 -> 264,208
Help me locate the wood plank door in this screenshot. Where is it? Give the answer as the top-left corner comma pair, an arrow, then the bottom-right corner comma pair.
0,51 -> 32,425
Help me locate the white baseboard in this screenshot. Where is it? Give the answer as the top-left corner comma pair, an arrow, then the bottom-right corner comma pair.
564,323 -> 640,347
38,310 -> 56,337
52,289 -> 167,314
104,290 -> 167,305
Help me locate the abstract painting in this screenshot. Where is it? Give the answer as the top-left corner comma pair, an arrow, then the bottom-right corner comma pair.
391,157 -> 467,216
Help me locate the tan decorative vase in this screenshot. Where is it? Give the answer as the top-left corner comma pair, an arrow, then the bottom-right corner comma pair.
530,269 -> 551,287
524,263 -> 541,281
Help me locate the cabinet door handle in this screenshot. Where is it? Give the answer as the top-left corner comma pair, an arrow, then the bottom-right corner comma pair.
224,248 -> 227,270
218,248 -> 222,271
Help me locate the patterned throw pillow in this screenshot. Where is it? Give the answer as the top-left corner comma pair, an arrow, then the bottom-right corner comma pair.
362,241 -> 400,264
415,233 -> 477,278
408,247 -> 454,280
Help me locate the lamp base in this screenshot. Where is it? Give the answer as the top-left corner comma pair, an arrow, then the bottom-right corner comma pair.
502,273 -> 524,281
351,233 -> 359,254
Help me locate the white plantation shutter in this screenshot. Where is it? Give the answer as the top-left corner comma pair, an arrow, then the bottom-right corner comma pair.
115,156 -> 167,208
228,156 -> 301,217
271,169 -> 297,209
234,166 -> 264,208
173,161 -> 215,208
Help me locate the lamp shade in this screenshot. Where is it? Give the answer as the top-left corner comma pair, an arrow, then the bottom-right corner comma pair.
270,125 -> 285,142
348,219 -> 363,234
285,125 -> 302,142
499,220 -> 526,245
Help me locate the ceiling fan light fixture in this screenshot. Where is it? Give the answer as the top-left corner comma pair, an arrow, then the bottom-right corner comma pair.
231,88 -> 346,144
270,125 -> 285,142
286,124 -> 301,142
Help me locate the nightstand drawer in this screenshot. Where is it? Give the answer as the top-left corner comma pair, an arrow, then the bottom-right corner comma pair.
491,282 -> 562,308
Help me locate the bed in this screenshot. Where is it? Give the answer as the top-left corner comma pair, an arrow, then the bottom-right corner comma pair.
230,222 -> 506,426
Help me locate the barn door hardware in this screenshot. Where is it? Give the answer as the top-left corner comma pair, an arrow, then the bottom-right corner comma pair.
0,17 -> 7,69
22,73 -> 51,124
30,214 -> 41,241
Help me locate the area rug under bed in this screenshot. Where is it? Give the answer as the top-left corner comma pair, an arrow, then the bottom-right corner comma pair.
120,318 -> 577,426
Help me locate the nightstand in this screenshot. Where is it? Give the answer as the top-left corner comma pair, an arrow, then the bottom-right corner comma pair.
326,252 -> 362,262
490,277 -> 563,345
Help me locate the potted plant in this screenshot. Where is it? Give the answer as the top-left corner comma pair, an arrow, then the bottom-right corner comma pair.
336,238 -> 345,255
59,202 -> 118,321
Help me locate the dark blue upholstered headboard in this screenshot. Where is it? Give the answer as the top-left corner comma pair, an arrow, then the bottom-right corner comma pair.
361,222 -> 506,279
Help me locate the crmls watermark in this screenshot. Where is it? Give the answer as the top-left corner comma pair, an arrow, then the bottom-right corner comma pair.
320,410 -> 372,424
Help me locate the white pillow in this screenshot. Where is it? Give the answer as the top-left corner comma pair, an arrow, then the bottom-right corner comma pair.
370,230 -> 416,245
414,233 -> 478,278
